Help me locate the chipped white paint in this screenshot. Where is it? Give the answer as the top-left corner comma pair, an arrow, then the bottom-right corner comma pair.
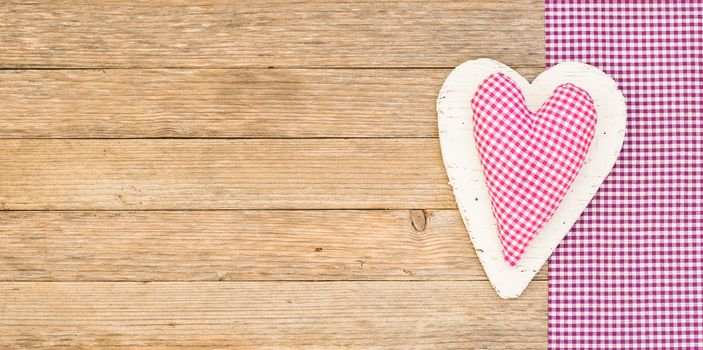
437,59 -> 626,299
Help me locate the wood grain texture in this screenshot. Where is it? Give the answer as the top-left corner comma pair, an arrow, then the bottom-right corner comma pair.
0,281 -> 547,349
0,1 -> 549,348
0,138 -> 455,210
0,210 -> 548,282
0,67 -> 542,139
0,1 -> 544,69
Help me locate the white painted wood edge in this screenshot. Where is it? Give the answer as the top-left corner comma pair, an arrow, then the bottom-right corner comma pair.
437,58 -> 626,299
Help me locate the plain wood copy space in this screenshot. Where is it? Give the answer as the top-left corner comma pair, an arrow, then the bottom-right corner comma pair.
0,1 -> 547,349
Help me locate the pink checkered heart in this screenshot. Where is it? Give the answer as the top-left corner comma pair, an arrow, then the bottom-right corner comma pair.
471,73 -> 597,266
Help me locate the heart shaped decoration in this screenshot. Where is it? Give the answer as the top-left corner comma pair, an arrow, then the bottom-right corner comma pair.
473,73 -> 597,266
437,59 -> 626,298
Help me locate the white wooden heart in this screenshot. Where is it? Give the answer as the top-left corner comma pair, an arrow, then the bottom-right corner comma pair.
437,59 -> 626,299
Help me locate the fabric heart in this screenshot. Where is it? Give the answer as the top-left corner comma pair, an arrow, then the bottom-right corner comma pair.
471,73 -> 597,266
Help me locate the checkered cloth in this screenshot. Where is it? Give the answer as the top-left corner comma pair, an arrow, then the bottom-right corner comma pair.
471,73 -> 597,266
547,1 -> 703,349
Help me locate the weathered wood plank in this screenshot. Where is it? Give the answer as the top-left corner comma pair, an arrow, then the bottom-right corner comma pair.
0,67 -> 543,139
0,2 -> 550,348
0,209 -> 549,282
0,138 -> 455,210
0,281 -> 547,349
0,1 -> 544,69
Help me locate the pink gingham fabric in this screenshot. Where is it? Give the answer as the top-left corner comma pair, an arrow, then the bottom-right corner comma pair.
547,1 -> 703,349
471,73 -> 597,266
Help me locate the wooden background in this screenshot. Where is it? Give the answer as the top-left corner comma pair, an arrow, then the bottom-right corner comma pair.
0,1 -> 546,348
